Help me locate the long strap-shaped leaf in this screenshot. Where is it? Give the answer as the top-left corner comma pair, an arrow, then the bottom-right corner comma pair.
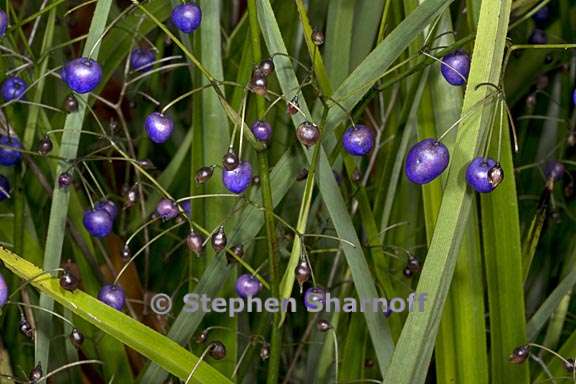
382,1 -> 513,383
256,0 -> 395,374
0,249 -> 231,384
35,0 -> 113,370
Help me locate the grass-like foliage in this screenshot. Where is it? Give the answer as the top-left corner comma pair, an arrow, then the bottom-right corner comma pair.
0,0 -> 575,383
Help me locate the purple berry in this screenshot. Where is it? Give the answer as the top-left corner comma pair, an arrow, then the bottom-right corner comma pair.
95,200 -> 118,220
235,274 -> 262,298
0,10 -> 7,37
83,208 -> 113,238
0,175 -> 10,201
144,112 -> 174,144
405,138 -> 450,184
440,51 -> 471,86
0,135 -> 22,166
58,172 -> 73,188
171,2 -> 202,33
529,29 -> 547,44
130,48 -> 156,72
532,6 -> 550,25
98,284 -> 125,310
180,200 -> 191,215
1,76 -> 27,101
222,161 -> 252,194
156,198 -> 178,220
304,287 -> 326,310
342,124 -> 374,156
466,157 -> 499,193
545,160 -> 565,181
573,89 -> 576,106
251,120 -> 272,142
60,57 -> 102,94
0,272 -> 7,306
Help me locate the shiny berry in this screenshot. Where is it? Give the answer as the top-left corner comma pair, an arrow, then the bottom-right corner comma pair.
466,157 -> 501,193
0,175 -> 10,201
195,166 -> 214,183
529,29 -> 547,44
171,2 -> 202,33
98,284 -> 125,310
259,59 -> 274,76
403,267 -> 413,278
440,51 -> 471,86
304,287 -> 326,310
29,362 -> 42,383
509,345 -> 530,364
69,328 -> 84,348
58,172 -> 73,188
0,10 -> 7,37
407,256 -> 420,273
19,314 -> 34,339
235,274 -> 262,298
288,96 -> 299,115
211,225 -> 227,252
317,319 -> 331,332
60,57 -> 102,94
156,199 -> 178,220
0,272 -> 7,306
145,112 -> 174,144
312,30 -> 325,45
195,330 -> 208,344
532,6 -> 550,25
295,260 -> 311,287
180,200 -> 191,215
64,94 -> 78,112
251,120 -> 272,142
95,200 -> 118,220
122,245 -> 131,261
209,341 -> 226,360
342,124 -> 374,156
296,121 -> 320,147
564,358 -> 576,373
222,160 -> 252,194
59,269 -> 80,291
83,209 -> 113,238
405,138 -> 449,184
130,48 -> 156,72
37,135 -> 53,155
250,75 -> 267,96
488,164 -> 504,189
0,135 -> 22,166
186,230 -> 204,255
259,343 -> 270,360
1,76 -> 27,101
545,160 -> 565,181
227,244 -> 244,264
222,150 -> 239,171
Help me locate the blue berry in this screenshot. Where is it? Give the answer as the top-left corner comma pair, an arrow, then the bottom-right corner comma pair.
95,200 -> 118,220
1,76 -> 27,101
251,120 -> 272,142
144,112 -> 174,144
156,199 -> 178,220
529,29 -> 547,44
83,208 -> 113,238
0,135 -> 22,166
0,175 -> 10,201
532,6 -> 550,25
0,272 -> 7,306
545,160 -> 565,181
440,51 -> 471,86
171,2 -> 202,33
60,57 -> 102,94
465,157 -> 501,193
342,124 -> 374,156
130,48 -> 156,72
405,138 -> 449,184
222,161 -> 252,194
0,10 -> 7,37
235,274 -> 262,298
98,284 -> 125,310
304,287 -> 326,310
180,200 -> 191,215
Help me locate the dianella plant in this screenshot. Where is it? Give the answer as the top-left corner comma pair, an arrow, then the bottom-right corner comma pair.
0,0 -> 575,383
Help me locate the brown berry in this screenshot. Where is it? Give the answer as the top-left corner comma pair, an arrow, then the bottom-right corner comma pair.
209,341 -> 226,360
296,121 -> 320,147
211,226 -> 227,252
